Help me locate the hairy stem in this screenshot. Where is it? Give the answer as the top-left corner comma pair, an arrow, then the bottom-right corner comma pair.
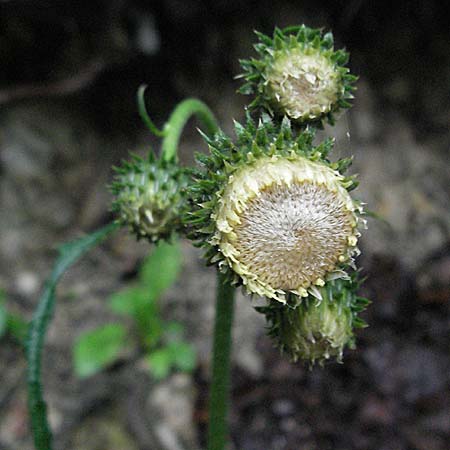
208,272 -> 236,450
161,98 -> 219,162
26,223 -> 119,450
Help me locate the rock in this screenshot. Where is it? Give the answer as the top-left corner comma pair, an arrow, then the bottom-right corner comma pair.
14,271 -> 40,297
147,373 -> 198,450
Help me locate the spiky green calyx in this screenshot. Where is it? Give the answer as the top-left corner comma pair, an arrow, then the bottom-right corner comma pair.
257,276 -> 369,364
238,26 -> 357,126
111,152 -> 188,242
185,115 -> 363,303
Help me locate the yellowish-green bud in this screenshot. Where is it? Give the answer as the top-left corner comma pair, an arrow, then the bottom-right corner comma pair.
258,277 -> 369,364
238,26 -> 357,125
111,152 -> 187,242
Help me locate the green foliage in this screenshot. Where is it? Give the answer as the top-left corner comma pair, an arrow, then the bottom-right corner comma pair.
139,239 -> 182,298
0,292 -> 6,338
73,240 -> 196,379
147,322 -> 196,379
7,313 -> 29,343
0,291 -> 29,344
74,324 -> 128,378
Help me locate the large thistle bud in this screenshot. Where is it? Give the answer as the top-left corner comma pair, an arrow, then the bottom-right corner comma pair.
258,276 -> 369,364
238,26 -> 356,126
111,152 -> 188,242
185,115 -> 364,304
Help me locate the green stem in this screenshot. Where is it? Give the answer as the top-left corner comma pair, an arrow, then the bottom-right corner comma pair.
26,223 -> 119,450
161,98 -> 219,162
208,272 -> 236,450
137,85 -> 166,138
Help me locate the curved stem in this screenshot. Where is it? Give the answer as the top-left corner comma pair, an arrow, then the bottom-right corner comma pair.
137,85 -> 166,138
207,272 -> 236,450
26,223 -> 119,450
161,98 -> 219,162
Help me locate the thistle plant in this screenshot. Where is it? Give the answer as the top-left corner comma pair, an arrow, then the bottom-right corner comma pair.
26,25 -> 368,450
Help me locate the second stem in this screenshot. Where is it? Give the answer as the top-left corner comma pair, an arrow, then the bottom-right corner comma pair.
208,272 -> 236,450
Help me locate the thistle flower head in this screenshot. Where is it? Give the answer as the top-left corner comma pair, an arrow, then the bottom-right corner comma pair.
111,152 -> 188,242
238,26 -> 356,125
258,276 -> 369,364
185,116 -> 363,303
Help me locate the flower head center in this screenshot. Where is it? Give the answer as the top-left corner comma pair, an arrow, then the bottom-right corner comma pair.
232,181 -> 353,290
268,49 -> 340,120
213,155 -> 359,300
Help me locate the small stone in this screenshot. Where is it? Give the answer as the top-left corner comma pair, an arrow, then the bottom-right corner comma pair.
15,271 -> 39,296
147,373 -> 198,449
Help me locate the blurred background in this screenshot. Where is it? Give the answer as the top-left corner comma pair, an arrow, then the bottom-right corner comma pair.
0,1 -> 449,449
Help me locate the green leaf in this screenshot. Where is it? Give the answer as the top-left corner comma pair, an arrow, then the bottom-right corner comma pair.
109,241 -> 182,348
0,290 -> 29,344
139,241 -> 182,301
109,286 -> 148,316
74,323 -> 127,378
165,321 -> 184,340
147,348 -> 172,380
0,292 -> 6,338
109,286 -> 163,348
25,222 -> 119,450
7,313 -> 29,344
169,341 -> 196,373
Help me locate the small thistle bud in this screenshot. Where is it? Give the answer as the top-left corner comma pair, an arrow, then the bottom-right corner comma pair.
238,26 -> 357,125
185,116 -> 363,303
258,277 -> 369,364
111,152 -> 188,242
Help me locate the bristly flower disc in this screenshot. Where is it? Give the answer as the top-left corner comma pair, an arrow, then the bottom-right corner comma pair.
238,25 -> 357,126
185,115 -> 364,303
111,152 -> 188,243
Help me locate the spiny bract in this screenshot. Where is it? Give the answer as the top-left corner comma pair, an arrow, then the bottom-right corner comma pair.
238,25 -> 357,126
111,152 -> 188,242
185,115 -> 364,303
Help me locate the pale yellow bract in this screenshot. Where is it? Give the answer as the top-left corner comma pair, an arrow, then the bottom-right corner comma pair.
211,154 -> 360,302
